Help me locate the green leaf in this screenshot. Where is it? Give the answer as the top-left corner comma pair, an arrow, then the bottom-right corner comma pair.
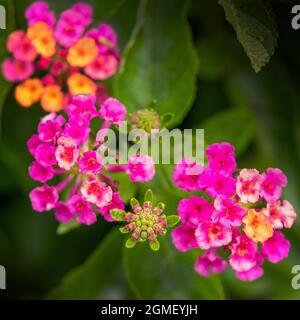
166,215 -> 180,228
114,0 -> 198,127
46,228 -> 123,299
107,172 -> 137,203
197,33 -> 246,80
110,209 -> 125,221
149,240 -> 160,251
124,238 -> 225,299
218,0 -> 278,72
125,238 -> 136,249
201,107 -> 256,156
56,220 -> 81,235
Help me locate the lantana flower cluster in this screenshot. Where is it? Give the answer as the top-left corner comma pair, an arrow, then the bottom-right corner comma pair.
172,142 -> 297,281
28,94 -> 156,225
2,1 -> 120,111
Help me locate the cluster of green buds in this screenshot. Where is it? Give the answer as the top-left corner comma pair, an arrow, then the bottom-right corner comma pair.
110,190 -> 180,251
130,108 -> 161,135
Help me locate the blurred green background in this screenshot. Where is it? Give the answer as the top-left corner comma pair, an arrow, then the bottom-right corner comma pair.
0,0 -> 300,299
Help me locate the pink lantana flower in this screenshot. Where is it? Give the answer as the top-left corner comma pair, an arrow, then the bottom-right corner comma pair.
264,200 -> 297,229
34,143 -> 57,167
281,200 -> 297,228
55,136 -> 79,170
28,94 -> 153,226
54,3 -> 93,48
2,58 -> 34,82
81,176 -> 113,208
68,194 -> 96,226
236,168 -> 262,204
86,23 -> 118,54
195,217 -> 232,250
127,154 -> 155,183
27,134 -> 43,156
229,235 -> 258,272
172,142 -> 296,282
29,161 -> 54,183
63,119 -> 90,146
38,119 -> 62,143
171,225 -> 198,252
29,185 -> 58,212
235,265 -> 264,281
25,1 -> 56,28
194,249 -> 227,277
198,169 -> 236,198
206,142 -> 236,176
4,2 -> 121,111
85,54 -> 119,80
55,202 -> 75,223
178,196 -> 214,227
173,159 -> 204,192
66,95 -> 97,122
78,151 -> 103,174
214,197 -> 246,227
260,168 -> 287,203
99,97 -> 127,124
7,30 -> 37,62
261,231 -> 290,263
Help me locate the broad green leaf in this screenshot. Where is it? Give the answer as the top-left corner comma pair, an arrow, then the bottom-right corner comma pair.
201,107 -> 256,156
46,228 -> 123,299
197,33 -> 245,80
124,238 -> 225,299
218,0 -> 278,72
114,0 -> 198,127
56,220 -> 81,235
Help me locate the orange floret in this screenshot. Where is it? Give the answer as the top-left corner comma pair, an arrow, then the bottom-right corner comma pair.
15,78 -> 43,108
67,37 -> 98,67
40,85 -> 64,112
243,208 -> 273,243
67,72 -> 97,96
27,22 -> 56,58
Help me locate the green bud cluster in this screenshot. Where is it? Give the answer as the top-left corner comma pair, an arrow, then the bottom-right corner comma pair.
110,189 -> 180,251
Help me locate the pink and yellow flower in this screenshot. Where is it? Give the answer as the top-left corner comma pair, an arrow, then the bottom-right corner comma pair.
195,217 -> 232,250
3,2 -> 120,110
236,168 -> 262,203
172,142 -> 297,281
27,95 -> 148,227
